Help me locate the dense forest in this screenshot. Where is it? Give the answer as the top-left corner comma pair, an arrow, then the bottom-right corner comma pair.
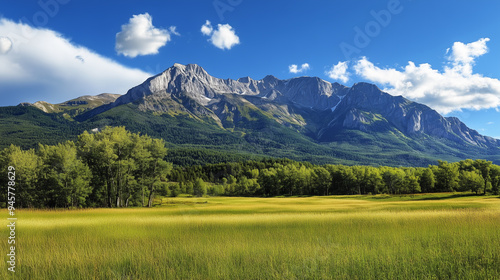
1,126 -> 499,208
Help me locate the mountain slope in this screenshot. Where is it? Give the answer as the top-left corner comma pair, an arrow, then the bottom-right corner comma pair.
20,93 -> 120,120
318,82 -> 499,148
4,63 -> 500,166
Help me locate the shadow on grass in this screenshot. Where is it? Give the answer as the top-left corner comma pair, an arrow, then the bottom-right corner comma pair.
408,193 -> 481,201
365,193 -> 486,201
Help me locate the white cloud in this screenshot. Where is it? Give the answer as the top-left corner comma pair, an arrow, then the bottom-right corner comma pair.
169,26 -> 180,36
352,38 -> 500,114
326,61 -> 350,83
289,63 -> 310,74
201,20 -> 240,50
446,38 -> 489,75
201,20 -> 213,36
0,18 -> 151,106
116,13 -> 178,58
0,36 -> 12,54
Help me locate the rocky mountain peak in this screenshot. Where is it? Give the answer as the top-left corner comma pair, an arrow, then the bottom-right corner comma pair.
351,82 -> 381,92
172,63 -> 186,70
73,63 -> 500,150
110,64 -> 350,111
237,76 -> 254,83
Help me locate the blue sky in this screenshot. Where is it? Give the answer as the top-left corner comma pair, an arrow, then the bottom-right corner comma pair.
1,0 -> 500,138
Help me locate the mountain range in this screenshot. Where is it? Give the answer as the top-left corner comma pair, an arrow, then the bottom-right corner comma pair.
2,63 -> 499,166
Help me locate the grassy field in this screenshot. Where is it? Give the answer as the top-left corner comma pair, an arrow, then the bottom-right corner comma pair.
2,193 -> 500,279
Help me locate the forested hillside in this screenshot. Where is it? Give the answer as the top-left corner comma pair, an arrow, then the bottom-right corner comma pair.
4,63 -> 500,167
1,127 -> 499,209
170,158 -> 499,197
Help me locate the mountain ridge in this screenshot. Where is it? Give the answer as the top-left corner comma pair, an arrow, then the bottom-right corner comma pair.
6,63 -> 500,166
75,63 -> 496,148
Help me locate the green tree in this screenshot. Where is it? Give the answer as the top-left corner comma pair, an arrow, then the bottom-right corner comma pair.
77,127 -> 172,208
38,141 -> 92,208
193,178 -> 207,197
489,165 -> 500,195
381,168 -> 405,195
361,167 -> 384,195
77,129 -> 118,207
185,182 -> 194,195
459,170 -> 484,194
328,165 -> 357,195
312,167 -> 331,195
434,161 -> 459,192
405,175 -> 421,195
258,168 -> 280,196
1,145 -> 41,208
472,160 -> 492,195
418,168 -> 435,193
170,183 -> 181,197
144,138 -> 172,207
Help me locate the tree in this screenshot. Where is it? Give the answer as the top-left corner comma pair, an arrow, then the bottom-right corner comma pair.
382,168 -> 405,195
193,178 -> 207,197
361,167 -> 384,195
77,127 -> 172,208
130,133 -> 153,206
434,161 -> 459,192
489,165 -> 500,195
472,160 -> 492,195
1,145 -> 41,208
170,183 -> 181,197
38,142 -> 92,208
459,170 -> 484,194
258,168 -> 279,196
312,167 -> 331,195
328,165 -> 357,195
418,168 -> 435,193
144,139 -> 172,207
77,129 -> 118,207
185,182 -> 194,195
405,175 -> 421,195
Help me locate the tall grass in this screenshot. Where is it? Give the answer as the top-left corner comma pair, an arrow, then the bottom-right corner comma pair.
2,195 -> 500,279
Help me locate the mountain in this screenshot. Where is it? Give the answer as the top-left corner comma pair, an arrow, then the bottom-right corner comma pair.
78,64 -> 344,120
3,63 -> 500,166
19,93 -> 120,119
317,82 -> 498,147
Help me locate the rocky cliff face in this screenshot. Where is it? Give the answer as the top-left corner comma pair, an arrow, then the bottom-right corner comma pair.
318,82 -> 498,148
114,63 -> 343,111
77,63 -> 498,149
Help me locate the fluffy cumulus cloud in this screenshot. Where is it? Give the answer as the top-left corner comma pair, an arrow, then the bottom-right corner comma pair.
201,20 -> 240,50
201,20 -> 213,36
116,13 -> 178,58
289,63 -> 310,74
0,18 -> 151,106
352,38 -> 500,114
446,38 -> 489,75
326,61 -> 350,83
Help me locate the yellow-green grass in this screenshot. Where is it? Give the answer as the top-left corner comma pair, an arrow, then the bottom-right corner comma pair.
2,194 -> 500,279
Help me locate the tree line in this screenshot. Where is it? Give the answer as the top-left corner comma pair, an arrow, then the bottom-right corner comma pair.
169,158 -> 500,197
1,127 -> 499,208
0,127 -> 171,208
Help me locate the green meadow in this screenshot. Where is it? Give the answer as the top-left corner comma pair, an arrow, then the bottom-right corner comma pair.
2,194 -> 500,279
